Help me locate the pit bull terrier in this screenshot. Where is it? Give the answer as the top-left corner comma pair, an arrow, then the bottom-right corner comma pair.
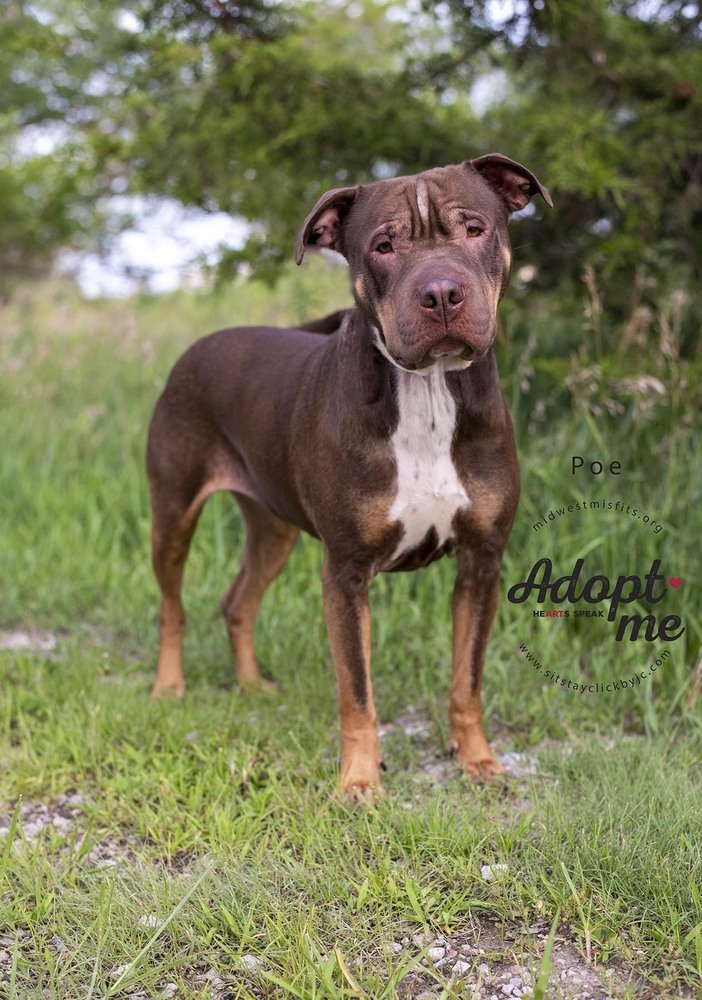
147,153 -> 552,801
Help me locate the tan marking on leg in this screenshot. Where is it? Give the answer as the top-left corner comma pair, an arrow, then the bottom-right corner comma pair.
221,493 -> 298,693
322,556 -> 383,803
149,455 -> 268,700
150,498 -> 205,700
151,606 -> 187,700
448,551 -> 505,780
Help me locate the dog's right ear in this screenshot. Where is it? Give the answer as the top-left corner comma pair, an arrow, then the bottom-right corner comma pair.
295,186 -> 359,264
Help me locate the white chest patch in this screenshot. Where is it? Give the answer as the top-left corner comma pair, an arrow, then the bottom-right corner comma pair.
388,367 -> 470,562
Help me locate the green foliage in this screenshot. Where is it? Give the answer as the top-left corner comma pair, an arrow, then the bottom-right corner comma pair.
428,0 -> 702,325
102,0 -> 472,279
3,0 -> 702,345
0,1 -> 125,283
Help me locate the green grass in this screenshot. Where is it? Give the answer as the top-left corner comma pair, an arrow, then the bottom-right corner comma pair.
0,268 -> 700,997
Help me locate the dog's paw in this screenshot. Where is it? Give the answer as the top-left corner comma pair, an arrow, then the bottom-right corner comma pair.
456,753 -> 506,782
449,732 -> 506,783
340,757 -> 386,806
342,779 -> 386,807
239,675 -> 280,696
150,681 -> 186,701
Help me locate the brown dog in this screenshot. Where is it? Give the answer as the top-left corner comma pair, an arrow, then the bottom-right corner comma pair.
147,154 -> 552,800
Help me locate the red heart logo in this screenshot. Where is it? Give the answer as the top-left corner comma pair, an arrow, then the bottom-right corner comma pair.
668,577 -> 683,588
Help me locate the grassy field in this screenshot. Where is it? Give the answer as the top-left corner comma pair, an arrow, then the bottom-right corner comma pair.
0,265 -> 700,998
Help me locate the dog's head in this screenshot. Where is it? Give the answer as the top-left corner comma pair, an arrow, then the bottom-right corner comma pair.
296,154 -> 552,374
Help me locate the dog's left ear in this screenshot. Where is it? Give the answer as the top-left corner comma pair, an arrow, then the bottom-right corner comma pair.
469,153 -> 553,212
295,186 -> 360,264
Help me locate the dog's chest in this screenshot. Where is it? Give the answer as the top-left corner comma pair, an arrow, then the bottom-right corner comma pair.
387,369 -> 470,563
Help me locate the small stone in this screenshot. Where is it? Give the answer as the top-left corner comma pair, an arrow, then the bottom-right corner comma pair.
51,934 -> 68,954
240,954 -> 262,972
392,942 -> 403,954
66,793 -> 86,807
453,959 -> 472,975
162,986 -> 178,998
427,947 -> 445,963
479,963 -> 489,975
415,993 -> 439,1000
413,932 -> 431,948
501,986 -> 514,996
22,821 -> 44,838
139,914 -> 162,929
481,863 -> 508,882
111,964 -> 130,979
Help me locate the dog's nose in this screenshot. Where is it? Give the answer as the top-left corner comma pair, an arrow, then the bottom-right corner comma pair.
418,278 -> 465,316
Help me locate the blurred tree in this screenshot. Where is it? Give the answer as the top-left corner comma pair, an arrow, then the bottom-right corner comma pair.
0,0 -> 124,286
2,0 -> 701,341
420,0 -> 702,328
99,0 -> 474,280
1,0 -> 472,286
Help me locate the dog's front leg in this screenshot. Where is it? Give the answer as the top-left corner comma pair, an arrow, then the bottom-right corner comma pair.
322,554 -> 383,803
449,541 -> 506,780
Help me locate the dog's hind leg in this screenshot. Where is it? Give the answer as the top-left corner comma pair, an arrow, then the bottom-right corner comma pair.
147,391 -> 219,700
149,484 -> 208,701
221,493 -> 298,692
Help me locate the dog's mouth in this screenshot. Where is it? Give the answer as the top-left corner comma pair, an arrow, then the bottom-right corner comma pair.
410,348 -> 475,373
427,335 -> 467,358
371,323 -> 486,374
396,335 -> 480,374
421,335 -> 476,369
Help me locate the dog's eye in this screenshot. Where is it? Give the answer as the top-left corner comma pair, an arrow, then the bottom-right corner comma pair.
466,225 -> 484,238
374,240 -> 393,254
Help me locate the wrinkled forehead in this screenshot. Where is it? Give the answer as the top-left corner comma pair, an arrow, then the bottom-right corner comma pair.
347,165 -> 506,236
